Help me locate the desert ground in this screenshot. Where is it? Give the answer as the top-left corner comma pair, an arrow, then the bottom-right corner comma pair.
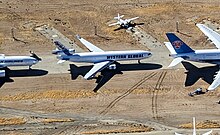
0,0 -> 219,134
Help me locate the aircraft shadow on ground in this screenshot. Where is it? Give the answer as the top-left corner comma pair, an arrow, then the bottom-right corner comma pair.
69,62 -> 162,92
182,61 -> 218,87
0,68 -> 48,88
114,22 -> 144,31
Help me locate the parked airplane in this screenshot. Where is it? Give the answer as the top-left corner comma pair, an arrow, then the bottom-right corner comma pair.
175,117 -> 212,135
52,36 -> 152,80
0,52 -> 41,77
109,13 -> 139,29
165,32 -> 220,91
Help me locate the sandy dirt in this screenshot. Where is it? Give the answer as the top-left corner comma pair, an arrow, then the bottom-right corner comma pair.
0,0 -> 219,134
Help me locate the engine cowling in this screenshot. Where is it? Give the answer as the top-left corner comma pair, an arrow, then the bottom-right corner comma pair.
0,70 -> 5,77
108,64 -> 116,70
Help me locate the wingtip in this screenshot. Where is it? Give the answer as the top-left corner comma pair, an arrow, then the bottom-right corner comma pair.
76,34 -> 81,40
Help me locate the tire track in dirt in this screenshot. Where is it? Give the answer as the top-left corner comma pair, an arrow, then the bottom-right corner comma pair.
100,72 -> 158,115
152,71 -> 167,119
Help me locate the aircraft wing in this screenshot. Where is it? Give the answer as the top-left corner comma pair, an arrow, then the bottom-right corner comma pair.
109,22 -> 120,26
127,17 -> 139,22
196,24 -> 220,49
84,61 -> 113,80
202,130 -> 212,135
208,70 -> 220,90
76,35 -> 104,52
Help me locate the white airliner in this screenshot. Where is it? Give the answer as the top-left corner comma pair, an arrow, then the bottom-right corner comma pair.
0,52 -> 41,77
165,31 -> 220,91
175,117 -> 212,135
52,36 -> 152,80
109,13 -> 139,28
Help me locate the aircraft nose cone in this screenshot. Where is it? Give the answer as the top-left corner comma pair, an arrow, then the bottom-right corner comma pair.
148,52 -> 152,57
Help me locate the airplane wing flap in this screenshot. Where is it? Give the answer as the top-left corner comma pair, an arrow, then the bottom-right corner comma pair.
84,61 -> 113,80
196,24 -> 220,49
76,35 -> 104,52
208,70 -> 220,90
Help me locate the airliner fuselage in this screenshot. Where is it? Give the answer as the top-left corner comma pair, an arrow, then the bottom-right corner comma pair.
0,56 -> 38,67
172,49 -> 220,65
58,50 -> 152,63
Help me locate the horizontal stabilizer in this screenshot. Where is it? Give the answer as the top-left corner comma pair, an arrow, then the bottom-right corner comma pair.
168,57 -> 184,68
114,13 -> 124,20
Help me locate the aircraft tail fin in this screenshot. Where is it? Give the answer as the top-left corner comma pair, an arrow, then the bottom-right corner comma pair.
53,41 -> 74,55
30,51 -> 42,61
193,117 -> 196,135
114,13 -> 124,20
166,33 -> 194,54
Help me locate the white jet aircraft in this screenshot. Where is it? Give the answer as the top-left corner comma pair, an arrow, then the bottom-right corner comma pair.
165,32 -> 220,91
52,36 -> 152,80
0,52 -> 41,78
175,117 -> 212,135
109,13 -> 139,29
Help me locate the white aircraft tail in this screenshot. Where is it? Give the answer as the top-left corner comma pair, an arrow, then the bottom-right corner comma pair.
0,54 -> 5,57
165,41 -> 184,68
175,117 -> 212,135
164,32 -> 196,68
52,41 -> 75,55
114,13 -> 124,20
193,117 -> 196,135
30,51 -> 42,61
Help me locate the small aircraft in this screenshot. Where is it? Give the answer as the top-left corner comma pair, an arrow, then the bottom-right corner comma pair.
108,13 -> 139,29
165,32 -> 220,91
175,117 -> 212,135
0,52 -> 41,78
52,36 -> 152,80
